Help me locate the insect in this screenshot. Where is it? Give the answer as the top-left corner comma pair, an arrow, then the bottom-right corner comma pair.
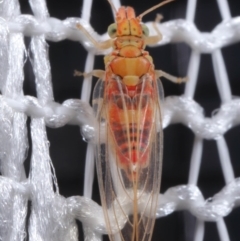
75,0 -> 186,240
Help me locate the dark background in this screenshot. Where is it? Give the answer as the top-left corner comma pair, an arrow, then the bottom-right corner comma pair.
21,0 -> 240,240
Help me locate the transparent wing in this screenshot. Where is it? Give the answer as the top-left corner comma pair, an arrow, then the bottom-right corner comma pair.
92,75 -> 163,241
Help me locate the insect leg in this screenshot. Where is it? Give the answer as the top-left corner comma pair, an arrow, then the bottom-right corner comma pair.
152,14 -> 164,38
145,14 -> 163,45
76,23 -> 113,50
74,69 -> 105,79
155,70 -> 188,84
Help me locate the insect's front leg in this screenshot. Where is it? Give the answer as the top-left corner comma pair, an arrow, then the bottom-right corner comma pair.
76,23 -> 113,50
145,14 -> 163,45
74,69 -> 105,79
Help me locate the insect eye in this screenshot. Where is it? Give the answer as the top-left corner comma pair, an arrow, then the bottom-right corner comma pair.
108,23 -> 117,38
141,24 -> 149,37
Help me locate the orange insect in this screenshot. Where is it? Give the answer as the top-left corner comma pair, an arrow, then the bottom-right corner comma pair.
76,0 -> 186,240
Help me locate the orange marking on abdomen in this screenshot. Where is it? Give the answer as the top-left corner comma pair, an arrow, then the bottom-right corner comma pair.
112,123 -> 151,166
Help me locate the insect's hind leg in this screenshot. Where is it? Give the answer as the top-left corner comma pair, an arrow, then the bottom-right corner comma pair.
155,70 -> 188,84
74,69 -> 105,79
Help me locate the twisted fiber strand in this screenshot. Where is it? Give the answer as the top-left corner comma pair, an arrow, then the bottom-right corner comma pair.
163,96 -> 240,139
3,15 -> 240,53
0,175 -> 239,234
2,94 -> 240,140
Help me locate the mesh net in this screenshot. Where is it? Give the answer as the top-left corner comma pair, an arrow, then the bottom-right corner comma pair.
0,0 -> 240,240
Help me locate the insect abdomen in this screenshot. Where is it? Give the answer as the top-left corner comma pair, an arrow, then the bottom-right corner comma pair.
112,122 -> 151,167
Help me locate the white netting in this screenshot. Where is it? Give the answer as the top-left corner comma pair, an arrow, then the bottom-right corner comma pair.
0,0 -> 239,240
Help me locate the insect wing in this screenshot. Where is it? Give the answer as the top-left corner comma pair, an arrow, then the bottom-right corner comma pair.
92,76 -> 163,241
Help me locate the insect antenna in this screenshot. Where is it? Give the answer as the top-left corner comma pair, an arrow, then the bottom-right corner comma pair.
107,0 -> 117,13
138,0 -> 174,20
